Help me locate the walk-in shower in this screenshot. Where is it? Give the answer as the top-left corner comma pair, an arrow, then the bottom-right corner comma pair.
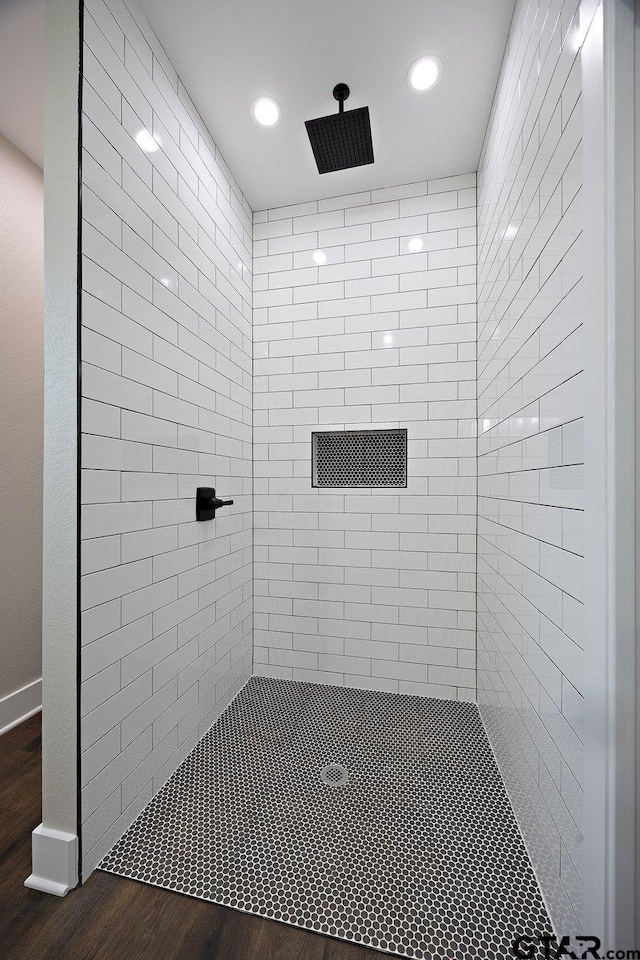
27,0 -> 594,951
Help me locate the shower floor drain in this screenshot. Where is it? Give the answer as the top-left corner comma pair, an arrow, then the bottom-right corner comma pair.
320,762 -> 348,787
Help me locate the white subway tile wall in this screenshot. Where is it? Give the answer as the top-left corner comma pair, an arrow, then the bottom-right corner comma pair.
80,0 -> 253,875
476,0 -> 584,932
253,178 -> 477,699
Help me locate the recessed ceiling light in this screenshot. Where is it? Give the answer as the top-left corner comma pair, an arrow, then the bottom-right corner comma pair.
408,237 -> 423,253
503,224 -> 518,239
251,96 -> 281,127
407,55 -> 442,92
312,250 -> 327,265
135,129 -> 159,152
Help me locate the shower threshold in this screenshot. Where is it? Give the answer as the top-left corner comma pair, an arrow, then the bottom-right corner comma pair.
99,676 -> 552,958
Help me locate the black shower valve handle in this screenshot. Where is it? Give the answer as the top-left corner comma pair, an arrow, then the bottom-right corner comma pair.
196,487 -> 234,521
211,496 -> 234,509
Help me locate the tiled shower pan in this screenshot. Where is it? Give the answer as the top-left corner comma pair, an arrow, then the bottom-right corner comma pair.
100,677 -> 552,958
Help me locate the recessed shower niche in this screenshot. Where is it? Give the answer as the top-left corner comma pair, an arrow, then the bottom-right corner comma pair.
311,428 -> 408,488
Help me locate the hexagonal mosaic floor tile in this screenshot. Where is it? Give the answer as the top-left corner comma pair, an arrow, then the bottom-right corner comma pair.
100,677 -> 552,957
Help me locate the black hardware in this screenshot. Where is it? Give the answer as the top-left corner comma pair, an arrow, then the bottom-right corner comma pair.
305,83 -> 374,175
196,487 -> 234,521
333,83 -> 350,113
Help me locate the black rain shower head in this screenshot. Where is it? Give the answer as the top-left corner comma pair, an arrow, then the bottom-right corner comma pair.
305,84 -> 374,175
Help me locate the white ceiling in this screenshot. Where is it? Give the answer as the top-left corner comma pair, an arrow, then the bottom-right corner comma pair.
139,0 -> 516,211
0,0 -> 44,168
0,0 -> 515,204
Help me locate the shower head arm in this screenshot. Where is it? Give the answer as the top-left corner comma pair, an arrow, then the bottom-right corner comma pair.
333,83 -> 350,115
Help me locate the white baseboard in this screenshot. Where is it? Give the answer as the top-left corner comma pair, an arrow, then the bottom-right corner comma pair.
0,678 -> 42,736
25,824 -> 78,896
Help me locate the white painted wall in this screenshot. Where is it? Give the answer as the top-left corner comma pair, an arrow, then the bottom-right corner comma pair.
0,133 -> 43,732
0,0 -> 45,168
635,1 -> 640,939
635,4 -> 640,938
476,0 -> 586,933
582,0 -> 638,945
26,0 -> 82,897
253,178 -> 477,699
79,0 -> 253,877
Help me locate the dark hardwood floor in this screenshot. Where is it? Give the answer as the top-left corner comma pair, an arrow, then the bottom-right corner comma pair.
0,714 -> 378,960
